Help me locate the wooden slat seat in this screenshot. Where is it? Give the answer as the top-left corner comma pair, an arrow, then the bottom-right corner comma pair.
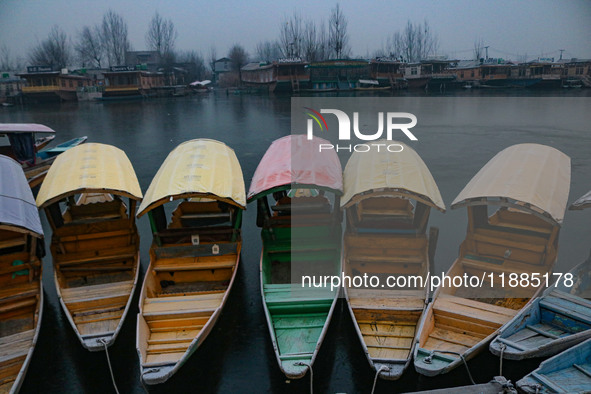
0,261 -> 39,276
0,329 -> 34,364
461,254 -> 546,276
56,245 -> 136,267
153,255 -> 236,272
0,298 -> 36,314
0,282 -> 38,303
61,280 -> 133,304
0,237 -> 26,250
434,296 -> 517,328
143,293 -> 223,319
57,229 -> 132,243
347,253 -> 424,264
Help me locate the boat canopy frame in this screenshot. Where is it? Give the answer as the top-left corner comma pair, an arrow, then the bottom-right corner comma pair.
451,143 -> 571,226
36,143 -> 143,210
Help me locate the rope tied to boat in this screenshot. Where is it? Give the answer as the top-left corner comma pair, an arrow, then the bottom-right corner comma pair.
98,338 -> 120,394
423,350 -> 476,385
295,361 -> 313,394
370,365 -> 390,394
499,343 -> 506,376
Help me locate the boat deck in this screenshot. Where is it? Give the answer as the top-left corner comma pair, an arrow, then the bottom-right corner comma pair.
141,291 -> 224,366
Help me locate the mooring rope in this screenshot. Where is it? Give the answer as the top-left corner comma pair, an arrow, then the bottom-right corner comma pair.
370,365 -> 390,394
98,338 -> 120,394
423,350 -> 475,385
295,361 -> 313,394
499,343 -> 506,376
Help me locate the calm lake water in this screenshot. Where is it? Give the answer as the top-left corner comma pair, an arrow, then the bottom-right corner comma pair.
2,89 -> 591,393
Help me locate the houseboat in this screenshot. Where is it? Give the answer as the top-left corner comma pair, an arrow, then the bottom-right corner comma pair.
274,58 -> 309,93
306,59 -> 370,92
18,66 -> 91,102
102,66 -> 165,100
369,57 -> 405,89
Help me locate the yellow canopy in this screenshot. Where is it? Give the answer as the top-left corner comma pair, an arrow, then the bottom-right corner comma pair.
341,140 -> 445,212
137,139 -> 246,217
452,143 -> 571,224
36,143 -> 142,208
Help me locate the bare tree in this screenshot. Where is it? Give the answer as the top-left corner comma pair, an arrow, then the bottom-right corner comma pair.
387,20 -> 438,62
228,44 -> 248,72
101,10 -> 130,66
146,12 -> 178,65
302,20 -> 320,62
255,40 -> 281,63
75,25 -> 104,68
328,3 -> 350,59
176,50 -> 207,81
279,12 -> 303,58
473,37 -> 484,61
0,44 -> 14,70
29,25 -> 71,68
208,45 -> 217,73
316,20 -> 329,61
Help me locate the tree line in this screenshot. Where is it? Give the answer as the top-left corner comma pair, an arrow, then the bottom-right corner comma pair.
0,4 -> 445,79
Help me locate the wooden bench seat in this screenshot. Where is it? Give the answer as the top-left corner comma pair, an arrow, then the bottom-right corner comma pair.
434,296 -> 517,328
0,329 -> 34,364
143,293 -> 223,318
153,255 -> 236,272
56,245 -> 136,267
0,237 -> 26,250
0,281 -> 38,303
61,280 -> 133,304
461,254 -> 547,276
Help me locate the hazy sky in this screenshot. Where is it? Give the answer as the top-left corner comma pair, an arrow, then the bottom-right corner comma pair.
1,0 -> 590,64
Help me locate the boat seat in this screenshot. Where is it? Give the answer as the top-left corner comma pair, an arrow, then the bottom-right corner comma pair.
0,281 -> 38,303
0,329 -> 35,364
143,293 -> 223,320
0,236 -> 26,251
154,255 -> 236,272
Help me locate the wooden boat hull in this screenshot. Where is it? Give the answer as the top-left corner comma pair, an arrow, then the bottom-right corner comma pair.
517,337 -> 591,393
0,257 -> 43,394
345,286 -> 426,380
261,250 -> 340,379
53,253 -> 140,351
1,283 -> 43,394
137,242 -> 241,385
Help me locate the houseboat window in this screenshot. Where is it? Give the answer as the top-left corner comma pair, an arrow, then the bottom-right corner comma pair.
69,80 -> 73,88
411,67 -> 417,75
460,72 -> 464,78
61,80 -> 66,87
471,70 -> 475,77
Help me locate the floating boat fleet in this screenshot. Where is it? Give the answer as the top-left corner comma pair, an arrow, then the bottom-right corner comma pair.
1,125 -> 591,391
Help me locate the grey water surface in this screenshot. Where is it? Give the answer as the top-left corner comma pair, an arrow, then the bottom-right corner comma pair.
2,90 -> 591,393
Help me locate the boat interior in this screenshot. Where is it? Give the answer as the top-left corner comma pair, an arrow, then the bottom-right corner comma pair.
44,192 -> 139,345
417,205 -> 559,367
519,339 -> 591,393
138,199 -> 241,368
496,258 -> 591,355
0,228 -> 41,391
257,189 -> 341,373
344,196 -> 430,366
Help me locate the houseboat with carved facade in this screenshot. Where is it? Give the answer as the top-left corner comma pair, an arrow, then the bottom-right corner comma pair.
102,66 -> 165,100
369,58 -> 405,89
240,59 -> 309,93
306,59 -> 370,92
18,66 -> 92,102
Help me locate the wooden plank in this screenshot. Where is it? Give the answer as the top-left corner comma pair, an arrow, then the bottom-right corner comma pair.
0,237 -> 26,250
56,252 -> 136,267
429,327 -> 481,347
434,299 -> 510,328
61,280 -> 133,301
154,255 -> 236,272
0,298 -> 35,314
58,229 -> 131,242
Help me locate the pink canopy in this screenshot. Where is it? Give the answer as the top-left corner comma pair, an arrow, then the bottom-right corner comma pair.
0,123 -> 55,134
247,135 -> 343,201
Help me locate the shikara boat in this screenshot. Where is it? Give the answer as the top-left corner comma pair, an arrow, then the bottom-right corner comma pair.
414,143 -> 571,376
36,143 -> 142,351
517,337 -> 591,393
136,139 -> 245,385
489,255 -> 591,360
0,155 -> 44,393
340,140 -> 445,380
247,135 -> 343,379
0,123 -> 87,188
